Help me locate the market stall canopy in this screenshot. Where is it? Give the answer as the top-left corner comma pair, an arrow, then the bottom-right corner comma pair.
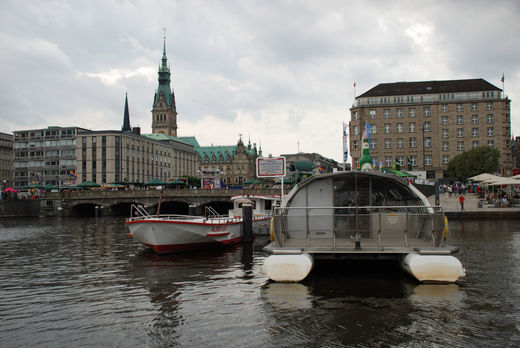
24,183 -> 44,189
43,184 -> 58,191
485,177 -> 520,186
242,178 -> 262,185
468,173 -> 503,182
3,187 -> 18,193
77,180 -> 101,188
144,178 -> 170,186
511,174 -> 520,179
168,179 -> 186,186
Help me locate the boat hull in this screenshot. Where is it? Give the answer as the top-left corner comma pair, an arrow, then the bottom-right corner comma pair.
126,218 -> 242,254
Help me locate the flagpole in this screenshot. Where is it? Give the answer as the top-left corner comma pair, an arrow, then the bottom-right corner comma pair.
502,73 -> 505,98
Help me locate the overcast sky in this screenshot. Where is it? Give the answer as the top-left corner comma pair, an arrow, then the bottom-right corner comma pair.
1,0 -> 519,163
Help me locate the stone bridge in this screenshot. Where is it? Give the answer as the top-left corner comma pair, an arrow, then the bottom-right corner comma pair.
40,188 -> 282,217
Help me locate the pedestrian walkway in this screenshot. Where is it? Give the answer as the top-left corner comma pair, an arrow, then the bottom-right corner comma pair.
427,192 -> 520,213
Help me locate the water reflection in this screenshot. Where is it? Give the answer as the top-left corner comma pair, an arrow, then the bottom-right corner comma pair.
1,217 -> 519,347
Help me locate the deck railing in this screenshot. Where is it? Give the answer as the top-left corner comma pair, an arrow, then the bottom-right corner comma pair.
272,205 -> 447,250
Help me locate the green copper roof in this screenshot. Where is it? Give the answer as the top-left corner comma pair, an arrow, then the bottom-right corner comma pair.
196,145 -> 236,163
142,133 -> 195,147
177,136 -> 200,147
294,161 -> 314,171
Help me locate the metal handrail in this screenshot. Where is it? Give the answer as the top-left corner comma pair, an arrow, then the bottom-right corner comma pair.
271,204 -> 446,249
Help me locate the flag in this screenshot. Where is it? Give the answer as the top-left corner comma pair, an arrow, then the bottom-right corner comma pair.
501,73 -> 504,83
318,166 -> 323,174
69,170 -> 77,179
353,82 -> 356,88
363,121 -> 371,142
342,122 -> 349,163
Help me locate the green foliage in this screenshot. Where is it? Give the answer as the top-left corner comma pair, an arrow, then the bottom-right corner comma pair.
182,175 -> 200,188
447,146 -> 501,180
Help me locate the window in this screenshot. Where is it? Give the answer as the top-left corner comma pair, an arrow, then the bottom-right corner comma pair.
456,104 -> 463,111
370,124 -> 377,134
397,123 -> 403,133
487,127 -> 494,136
423,122 -> 431,132
396,108 -> 403,117
411,156 -> 417,167
457,141 -> 464,151
472,103 -> 477,111
370,139 -> 377,149
472,115 -> 478,124
486,103 -> 493,110
442,142 -> 449,151
472,128 -> 478,137
442,129 -> 449,138
384,124 -> 391,133
442,116 -> 449,125
441,105 -> 448,112
423,107 -> 430,116
384,109 -> 390,118
443,155 -> 449,164
409,137 -> 416,148
457,128 -> 463,137
385,156 -> 392,167
456,115 -> 463,125
472,141 -> 479,149
353,125 -> 359,135
488,140 -> 494,148
409,108 -> 415,117
397,138 -> 404,148
424,137 -> 432,148
384,138 -> 392,148
353,140 -> 359,149
353,111 -> 358,120
425,155 -> 432,166
396,156 -> 404,167
487,114 -> 493,123
369,110 -> 376,118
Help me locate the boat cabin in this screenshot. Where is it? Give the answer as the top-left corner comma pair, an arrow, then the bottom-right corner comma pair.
270,171 -> 449,256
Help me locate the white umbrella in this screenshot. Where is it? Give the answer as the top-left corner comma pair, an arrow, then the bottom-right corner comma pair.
468,173 -> 503,182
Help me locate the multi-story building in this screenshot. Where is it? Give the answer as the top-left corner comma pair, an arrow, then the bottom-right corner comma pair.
76,130 -> 197,184
0,131 -> 13,189
349,79 -> 512,178
13,126 -> 83,189
195,137 -> 261,186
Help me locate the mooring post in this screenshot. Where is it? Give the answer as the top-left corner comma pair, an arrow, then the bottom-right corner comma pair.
242,204 -> 253,242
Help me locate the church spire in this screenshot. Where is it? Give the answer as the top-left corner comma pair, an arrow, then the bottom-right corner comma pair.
122,92 -> 131,132
151,28 -> 178,137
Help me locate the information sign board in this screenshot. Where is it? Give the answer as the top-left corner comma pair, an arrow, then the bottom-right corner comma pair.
256,157 -> 286,177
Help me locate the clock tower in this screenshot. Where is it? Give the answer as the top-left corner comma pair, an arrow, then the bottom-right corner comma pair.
151,33 -> 177,137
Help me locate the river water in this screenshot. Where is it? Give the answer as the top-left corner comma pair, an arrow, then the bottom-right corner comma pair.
0,217 -> 519,347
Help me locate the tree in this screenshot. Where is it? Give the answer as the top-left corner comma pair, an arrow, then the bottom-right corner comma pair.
182,175 -> 201,188
447,146 -> 501,180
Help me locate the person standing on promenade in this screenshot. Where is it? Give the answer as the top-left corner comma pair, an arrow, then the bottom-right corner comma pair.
459,195 -> 466,211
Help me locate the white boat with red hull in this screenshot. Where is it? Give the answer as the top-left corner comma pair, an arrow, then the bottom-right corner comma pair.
126,195 -> 278,254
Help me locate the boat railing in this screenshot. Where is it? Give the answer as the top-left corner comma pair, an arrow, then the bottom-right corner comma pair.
205,205 -> 222,219
271,205 -> 447,250
129,204 -> 152,219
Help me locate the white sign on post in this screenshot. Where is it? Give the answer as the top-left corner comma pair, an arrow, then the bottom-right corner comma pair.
256,157 -> 286,177
256,157 -> 286,203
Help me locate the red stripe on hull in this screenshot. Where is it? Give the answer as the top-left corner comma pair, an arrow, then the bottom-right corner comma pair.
144,236 -> 242,254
